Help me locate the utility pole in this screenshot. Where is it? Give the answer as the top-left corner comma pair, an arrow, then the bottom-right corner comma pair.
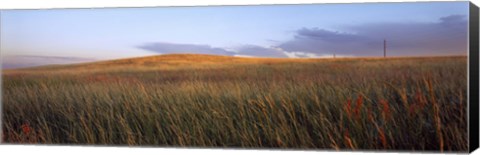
384,39 -> 387,58
333,53 -> 336,59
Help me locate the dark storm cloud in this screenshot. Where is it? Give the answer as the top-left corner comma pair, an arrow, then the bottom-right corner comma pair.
234,45 -> 288,58
277,15 -> 468,57
137,42 -> 235,55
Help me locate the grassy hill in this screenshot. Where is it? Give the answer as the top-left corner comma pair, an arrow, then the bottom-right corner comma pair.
2,54 -> 468,151
4,54 -> 465,73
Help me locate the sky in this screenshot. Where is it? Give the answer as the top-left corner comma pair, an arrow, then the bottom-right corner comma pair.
0,1 -> 470,69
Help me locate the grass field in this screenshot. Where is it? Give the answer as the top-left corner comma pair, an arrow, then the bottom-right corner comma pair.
1,54 -> 468,152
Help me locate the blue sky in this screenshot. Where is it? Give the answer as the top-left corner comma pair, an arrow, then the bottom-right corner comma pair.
0,1 -> 469,68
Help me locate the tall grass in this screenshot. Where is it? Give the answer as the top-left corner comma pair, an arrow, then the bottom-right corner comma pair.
2,55 -> 468,152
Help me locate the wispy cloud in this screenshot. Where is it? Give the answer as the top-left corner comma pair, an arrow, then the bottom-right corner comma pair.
283,51 -> 354,58
137,42 -> 290,58
137,42 -> 235,56
233,45 -> 288,58
2,55 -> 96,69
7,55 -> 96,61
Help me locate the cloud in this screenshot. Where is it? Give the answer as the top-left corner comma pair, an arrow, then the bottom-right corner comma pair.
2,55 -> 95,69
295,28 -> 366,43
137,15 -> 467,58
277,15 -> 468,57
137,42 -> 235,55
137,42 -> 289,58
234,45 -> 288,58
9,55 -> 95,61
284,51 -> 353,58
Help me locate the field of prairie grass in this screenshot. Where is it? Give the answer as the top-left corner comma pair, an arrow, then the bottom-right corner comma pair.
1,54 -> 468,152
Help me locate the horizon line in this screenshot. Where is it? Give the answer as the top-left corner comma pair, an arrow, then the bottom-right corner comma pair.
2,53 -> 468,70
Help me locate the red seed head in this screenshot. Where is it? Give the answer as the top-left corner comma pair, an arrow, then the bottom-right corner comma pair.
416,91 -> 428,110
343,128 -> 350,139
355,95 -> 364,117
380,99 -> 390,119
21,123 -> 31,135
408,104 -> 416,117
378,127 -> 387,149
345,99 -> 352,119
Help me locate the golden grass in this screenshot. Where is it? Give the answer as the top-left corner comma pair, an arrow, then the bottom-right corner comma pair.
2,54 -> 468,152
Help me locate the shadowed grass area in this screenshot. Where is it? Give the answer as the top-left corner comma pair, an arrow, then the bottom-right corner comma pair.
2,54 -> 468,152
